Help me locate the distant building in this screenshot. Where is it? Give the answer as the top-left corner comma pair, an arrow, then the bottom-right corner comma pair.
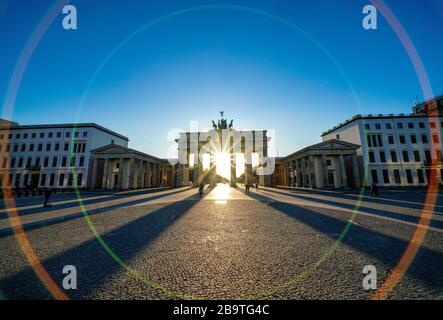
320,95 -> 443,187
0,120 -> 129,190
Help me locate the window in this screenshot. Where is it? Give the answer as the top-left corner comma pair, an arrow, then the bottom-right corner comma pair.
29,143 -> 34,151
0,134 -> 3,139
38,132 -> 43,138
40,174 -> 46,187
81,143 -> 86,153
77,173 -> 83,186
74,132 -> 79,138
57,132 -> 62,138
432,134 -> 440,143
70,156 -> 75,167
371,170 -> 378,184
369,151 -> 375,163
35,157 -> 40,167
390,151 -> 398,162
425,150 -> 431,163
37,143 -> 43,151
388,135 -> 394,144
68,173 -> 74,186
55,143 -> 60,151
386,123 -> 392,130
422,135 -> 428,143
61,156 -> 67,167
402,150 -> 409,162
419,122 -> 425,129
408,122 -> 414,129
406,170 -> 413,184
399,135 -> 406,144
397,123 -> 403,129
2,158 -> 7,168
65,132 -> 70,138
379,151 -> 386,163
430,122 -> 436,128
24,174 -> 29,186
23,133 -> 28,139
52,157 -> 58,167
44,157 -> 49,167
8,134 -> 12,139
26,157 -> 32,167
377,135 -> 383,147
79,156 -> 85,167
82,131 -> 88,137
393,169 -> 401,184
46,143 -> 51,151
49,173 -> 55,186
414,151 -> 421,162
382,170 -> 390,184
5,144 -> 10,152
375,123 -> 381,129
111,139 -> 115,144
410,135 -> 417,144
21,144 -> 26,152
15,133 -> 20,139
436,150 -> 442,162
13,144 -> 18,152
64,143 -> 69,151
31,133 -> 36,138
365,124 -> 370,130
48,132 -> 53,138
59,174 -> 65,186
417,169 -> 425,183
10,157 -> 16,168
18,157 -> 23,167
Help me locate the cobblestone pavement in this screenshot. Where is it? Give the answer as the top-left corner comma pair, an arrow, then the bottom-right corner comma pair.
1,184 -> 442,300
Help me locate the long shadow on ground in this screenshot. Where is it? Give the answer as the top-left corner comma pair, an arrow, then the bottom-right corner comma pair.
0,194 -> 200,299
246,190 -> 443,293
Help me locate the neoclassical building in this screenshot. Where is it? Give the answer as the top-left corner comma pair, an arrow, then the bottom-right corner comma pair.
273,140 -> 360,188
88,144 -> 173,189
174,115 -> 274,187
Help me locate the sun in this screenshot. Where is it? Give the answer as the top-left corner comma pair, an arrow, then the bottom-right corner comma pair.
215,152 -> 231,180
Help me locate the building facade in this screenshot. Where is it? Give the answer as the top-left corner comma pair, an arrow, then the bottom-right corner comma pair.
321,95 -> 443,187
275,140 -> 360,188
89,144 -> 173,189
0,119 -> 128,190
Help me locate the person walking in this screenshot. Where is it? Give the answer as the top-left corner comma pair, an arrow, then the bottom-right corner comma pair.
245,184 -> 250,195
43,188 -> 52,208
255,183 -> 259,192
198,183 -> 204,197
370,182 -> 378,198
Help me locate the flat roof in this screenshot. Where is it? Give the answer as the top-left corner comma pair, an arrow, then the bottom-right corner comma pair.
0,120 -> 129,141
321,113 -> 442,137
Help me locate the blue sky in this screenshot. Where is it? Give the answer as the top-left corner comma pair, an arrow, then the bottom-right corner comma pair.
1,0 -> 443,157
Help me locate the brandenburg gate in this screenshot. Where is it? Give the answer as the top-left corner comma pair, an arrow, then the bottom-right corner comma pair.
174,113 -> 274,187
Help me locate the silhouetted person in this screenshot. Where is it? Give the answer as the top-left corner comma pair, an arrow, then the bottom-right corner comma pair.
245,184 -> 250,195
198,183 -> 204,197
14,181 -> 21,198
255,183 -> 259,192
43,189 -> 52,208
370,182 -> 378,198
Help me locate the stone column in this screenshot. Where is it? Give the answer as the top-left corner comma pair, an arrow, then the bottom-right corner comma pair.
308,155 -> 315,188
140,161 -> 146,188
90,158 -> 98,189
295,159 -> 301,187
339,155 -> 348,187
230,152 -> 236,187
321,155 -> 328,188
352,155 -> 360,188
101,158 -> 109,189
107,159 -> 114,189
118,158 -> 125,188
